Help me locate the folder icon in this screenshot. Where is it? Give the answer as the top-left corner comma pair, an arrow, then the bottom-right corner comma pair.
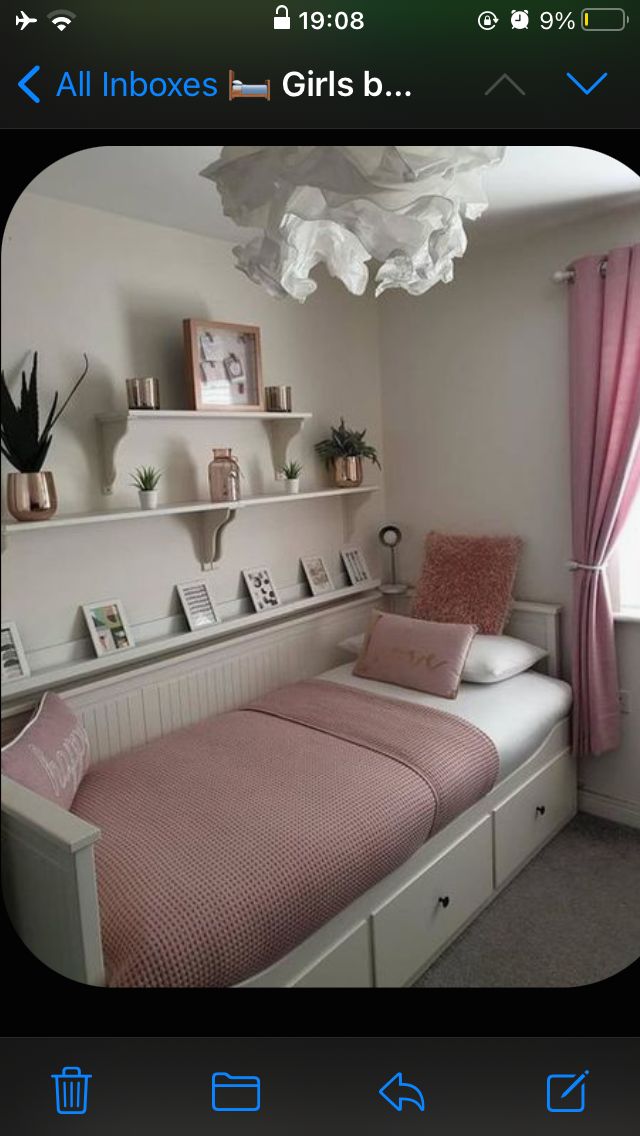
212,1072 -> 261,1112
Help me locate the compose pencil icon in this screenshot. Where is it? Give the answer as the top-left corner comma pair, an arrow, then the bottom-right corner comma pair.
561,1070 -> 589,1097
547,1070 -> 589,1113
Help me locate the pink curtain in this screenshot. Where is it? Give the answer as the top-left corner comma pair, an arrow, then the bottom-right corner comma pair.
569,244 -> 640,756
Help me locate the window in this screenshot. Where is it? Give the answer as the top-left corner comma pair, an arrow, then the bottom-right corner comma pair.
609,488 -> 640,615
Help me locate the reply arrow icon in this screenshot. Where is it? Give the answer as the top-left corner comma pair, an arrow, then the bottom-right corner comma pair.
379,1072 -> 425,1112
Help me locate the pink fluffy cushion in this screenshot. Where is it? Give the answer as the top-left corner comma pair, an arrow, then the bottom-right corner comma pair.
1,691 -> 90,809
413,532 -> 522,634
353,611 -> 477,699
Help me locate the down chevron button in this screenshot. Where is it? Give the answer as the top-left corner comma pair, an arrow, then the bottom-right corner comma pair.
566,71 -> 608,94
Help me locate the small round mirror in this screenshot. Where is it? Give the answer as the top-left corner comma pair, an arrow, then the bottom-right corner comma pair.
378,524 -> 402,548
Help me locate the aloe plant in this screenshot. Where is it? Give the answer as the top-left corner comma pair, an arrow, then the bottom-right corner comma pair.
1,352 -> 89,472
130,465 -> 162,491
315,417 -> 381,468
281,460 -> 302,479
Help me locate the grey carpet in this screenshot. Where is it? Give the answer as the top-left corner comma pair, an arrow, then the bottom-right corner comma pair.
413,813 -> 640,987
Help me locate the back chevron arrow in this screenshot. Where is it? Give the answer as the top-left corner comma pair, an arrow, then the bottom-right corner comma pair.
18,64 -> 41,103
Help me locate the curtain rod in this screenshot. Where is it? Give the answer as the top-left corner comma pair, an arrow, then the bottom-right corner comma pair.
552,257 -> 608,284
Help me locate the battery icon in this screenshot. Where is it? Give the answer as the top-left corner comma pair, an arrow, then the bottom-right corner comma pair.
581,7 -> 629,29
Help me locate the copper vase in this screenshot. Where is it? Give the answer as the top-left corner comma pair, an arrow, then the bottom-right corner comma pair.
6,471 -> 58,522
332,456 -> 363,488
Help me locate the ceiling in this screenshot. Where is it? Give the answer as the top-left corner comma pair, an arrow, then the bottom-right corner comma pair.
24,146 -> 640,242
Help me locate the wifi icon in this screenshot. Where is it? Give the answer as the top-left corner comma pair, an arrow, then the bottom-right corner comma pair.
47,8 -> 76,30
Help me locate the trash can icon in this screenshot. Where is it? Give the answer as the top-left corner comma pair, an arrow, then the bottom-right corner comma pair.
51,1067 -> 92,1115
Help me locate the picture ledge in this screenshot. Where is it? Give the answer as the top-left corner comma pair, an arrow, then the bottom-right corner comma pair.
1,581 -> 381,705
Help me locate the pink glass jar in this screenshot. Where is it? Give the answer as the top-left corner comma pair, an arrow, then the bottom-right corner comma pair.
208,448 -> 241,502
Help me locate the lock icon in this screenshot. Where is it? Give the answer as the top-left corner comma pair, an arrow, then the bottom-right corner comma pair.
274,4 -> 291,29
483,13 -> 492,24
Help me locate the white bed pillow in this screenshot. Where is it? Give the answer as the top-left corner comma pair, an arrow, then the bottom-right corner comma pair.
461,634 -> 548,682
338,634 -> 367,656
338,632 -> 547,683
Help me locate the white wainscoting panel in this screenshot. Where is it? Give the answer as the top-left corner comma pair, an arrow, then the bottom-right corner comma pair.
66,595 -> 379,764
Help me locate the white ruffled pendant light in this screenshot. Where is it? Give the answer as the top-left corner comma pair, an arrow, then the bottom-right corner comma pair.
200,146 -> 505,301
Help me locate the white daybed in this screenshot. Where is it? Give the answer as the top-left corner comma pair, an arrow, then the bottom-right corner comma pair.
1,599 -> 574,987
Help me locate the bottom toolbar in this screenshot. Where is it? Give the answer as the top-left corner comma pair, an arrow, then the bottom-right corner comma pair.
2,1038 -> 636,1134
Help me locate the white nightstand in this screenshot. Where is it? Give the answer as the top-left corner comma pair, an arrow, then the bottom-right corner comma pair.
379,583 -> 413,614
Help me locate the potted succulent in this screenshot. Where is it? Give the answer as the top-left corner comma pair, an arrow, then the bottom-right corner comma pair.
1,351 -> 89,522
281,459 -> 302,495
315,417 -> 381,488
130,465 -> 162,509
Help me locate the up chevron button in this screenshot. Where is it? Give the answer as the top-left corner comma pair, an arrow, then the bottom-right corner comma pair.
566,71 -> 608,94
484,73 -> 526,96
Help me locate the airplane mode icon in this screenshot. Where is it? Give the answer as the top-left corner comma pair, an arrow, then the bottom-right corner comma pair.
16,10 -> 38,30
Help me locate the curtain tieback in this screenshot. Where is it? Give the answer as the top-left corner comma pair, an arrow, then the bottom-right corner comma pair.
566,560 -> 608,572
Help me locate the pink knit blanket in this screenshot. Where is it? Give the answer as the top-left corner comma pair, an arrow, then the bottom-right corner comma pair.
72,680 -> 498,987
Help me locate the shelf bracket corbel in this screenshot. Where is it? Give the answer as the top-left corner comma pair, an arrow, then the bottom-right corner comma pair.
342,490 -> 372,541
200,507 -> 237,571
267,416 -> 307,475
97,416 -> 129,495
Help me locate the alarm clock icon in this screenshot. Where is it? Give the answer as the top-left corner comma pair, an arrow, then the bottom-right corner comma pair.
511,9 -> 529,28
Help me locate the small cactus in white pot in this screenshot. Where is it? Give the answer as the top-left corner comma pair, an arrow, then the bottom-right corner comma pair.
130,465 -> 162,509
281,460 -> 302,494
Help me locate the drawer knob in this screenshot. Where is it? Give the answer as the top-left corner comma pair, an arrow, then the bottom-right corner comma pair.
438,895 -> 450,908
536,805 -> 546,816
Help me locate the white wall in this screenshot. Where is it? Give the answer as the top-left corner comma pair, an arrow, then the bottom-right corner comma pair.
378,203 -> 640,812
1,193 -> 384,653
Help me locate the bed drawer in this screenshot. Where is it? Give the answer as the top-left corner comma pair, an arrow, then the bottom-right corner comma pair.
372,816 -> 493,987
287,921 -> 372,987
493,751 -> 576,887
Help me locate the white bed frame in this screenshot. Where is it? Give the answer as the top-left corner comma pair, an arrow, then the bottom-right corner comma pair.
1,597 -> 573,987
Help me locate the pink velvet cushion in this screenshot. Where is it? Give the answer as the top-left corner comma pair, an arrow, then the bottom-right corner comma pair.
1,691 -> 90,809
413,531 -> 523,634
353,612 -> 477,699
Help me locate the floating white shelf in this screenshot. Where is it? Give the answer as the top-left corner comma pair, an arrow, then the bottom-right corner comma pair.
1,485 -> 380,568
2,486 -> 378,531
97,410 -> 313,422
95,408 -> 313,494
2,581 -> 381,702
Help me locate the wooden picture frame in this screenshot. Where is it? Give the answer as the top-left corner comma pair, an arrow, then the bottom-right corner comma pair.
242,566 -> 281,613
177,579 -> 220,631
301,555 -> 334,597
82,599 -> 135,657
1,621 -> 30,682
183,319 -> 264,411
340,546 -> 372,586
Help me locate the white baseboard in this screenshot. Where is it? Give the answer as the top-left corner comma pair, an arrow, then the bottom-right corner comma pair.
578,789 -> 640,830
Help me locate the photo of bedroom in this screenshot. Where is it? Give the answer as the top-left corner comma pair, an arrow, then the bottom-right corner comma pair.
1,145 -> 638,991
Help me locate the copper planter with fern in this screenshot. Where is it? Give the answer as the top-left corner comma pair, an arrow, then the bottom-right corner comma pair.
315,417 -> 381,490
331,456 -> 363,488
